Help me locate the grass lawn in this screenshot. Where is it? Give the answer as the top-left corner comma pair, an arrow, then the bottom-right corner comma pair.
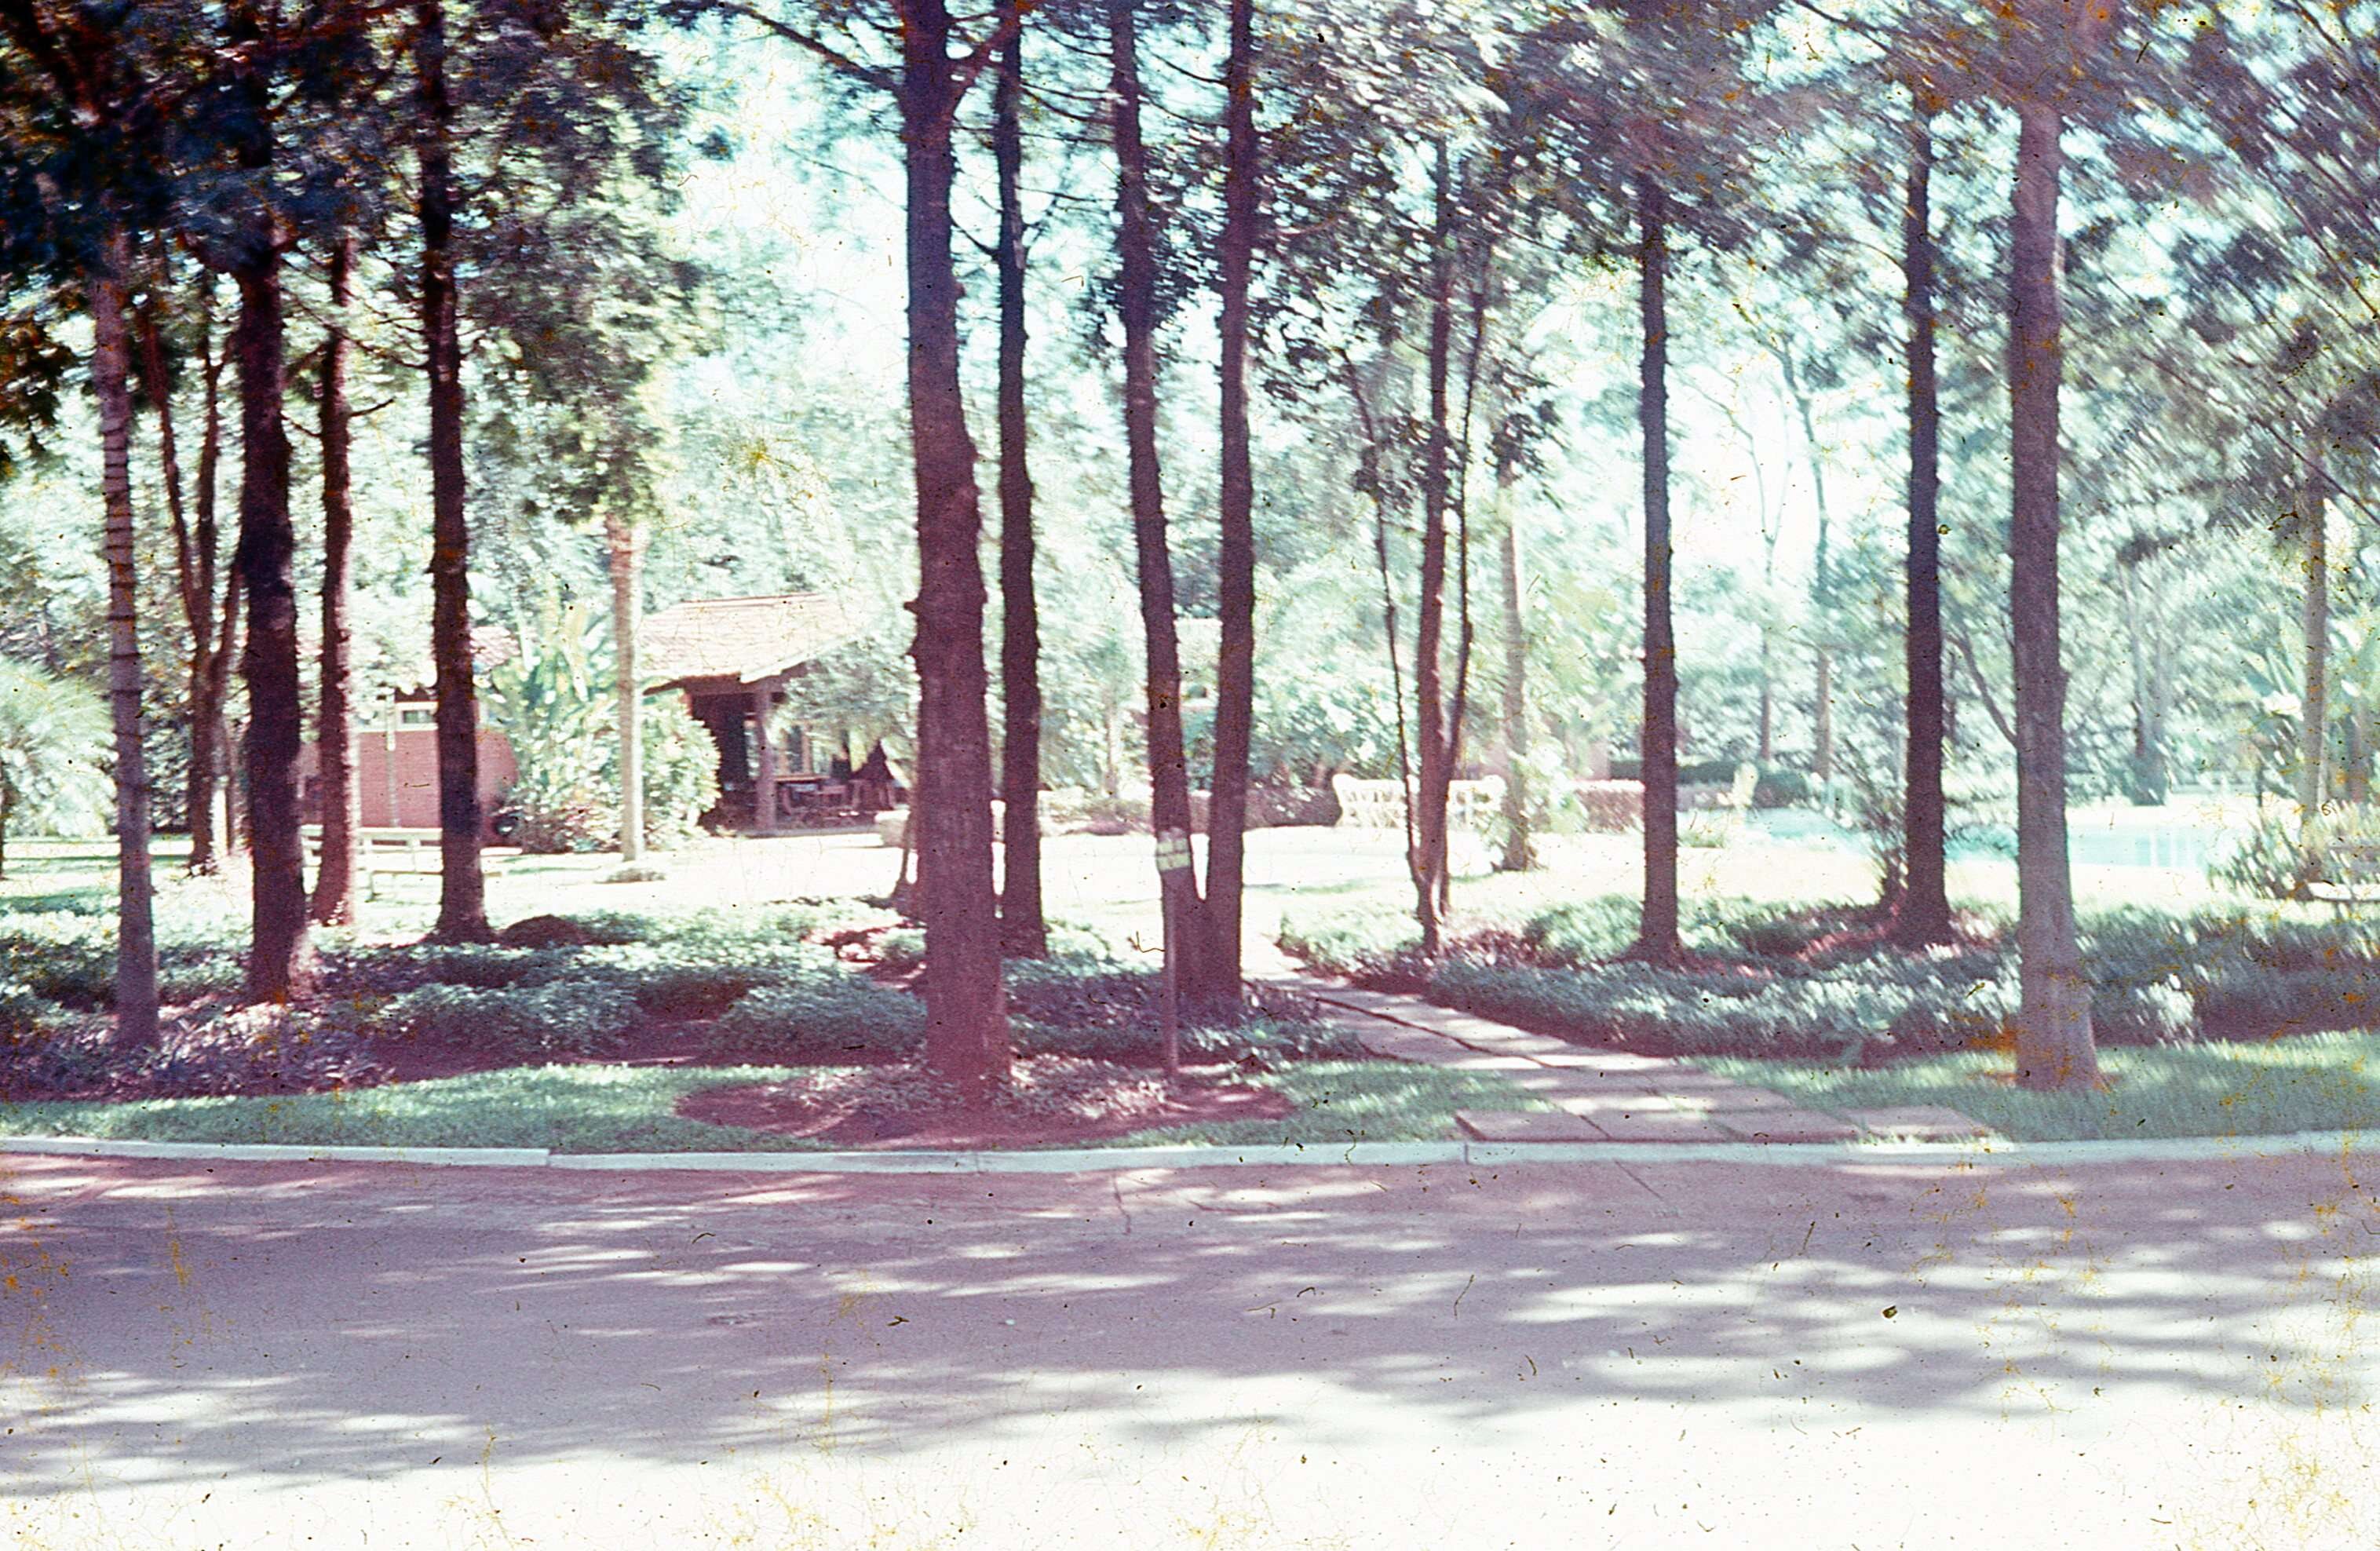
1707,1034 -> 2380,1142
0,1060 -> 1550,1152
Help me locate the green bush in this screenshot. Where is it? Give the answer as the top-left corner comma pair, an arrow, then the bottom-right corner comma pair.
0,911 -> 115,1005
703,980 -> 928,1059
1276,911 -> 1426,987
1752,768 -> 1816,809
323,943 -> 568,994
873,927 -> 926,972
2208,814 -> 2309,900
382,980 -> 638,1057
520,940 -> 845,1019
484,600 -> 720,852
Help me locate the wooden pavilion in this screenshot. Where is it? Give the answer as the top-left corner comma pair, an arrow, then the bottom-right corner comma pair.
641,592 -> 882,834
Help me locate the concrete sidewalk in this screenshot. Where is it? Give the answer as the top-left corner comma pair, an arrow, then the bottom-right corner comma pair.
6,1148 -> 2377,1549
1266,969 -> 1992,1147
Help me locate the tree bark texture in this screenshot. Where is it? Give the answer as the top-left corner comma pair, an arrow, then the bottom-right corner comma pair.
1199,0 -> 1259,995
903,0 -> 1009,1098
91,236 -> 159,1047
226,16 -> 312,1003
1495,467 -> 1535,872
1108,0 -> 1210,994
993,4 -> 1046,958
1896,105 -> 1953,946
140,276 -> 238,876
611,513 -> 645,862
2298,465 -> 2329,882
1632,173 -> 1681,962
1408,147 -> 1457,956
2006,100 -> 2097,1087
418,0 -> 491,943
312,233 -> 361,925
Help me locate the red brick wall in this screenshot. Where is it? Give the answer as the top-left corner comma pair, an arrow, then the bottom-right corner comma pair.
301,728 -> 518,838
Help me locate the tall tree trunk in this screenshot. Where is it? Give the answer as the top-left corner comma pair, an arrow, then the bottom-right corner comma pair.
611,513 -> 645,863
312,233 -> 362,925
1495,467 -> 1535,872
2298,462 -> 2330,885
902,0 -> 1009,1099
226,10 -> 312,1002
141,272 -> 236,876
2006,100 -> 2097,1088
91,235 -> 159,1047
1199,0 -> 1259,997
418,0 -> 490,943
1780,349 -> 1834,786
993,2 -> 1046,958
195,308 -> 239,872
1108,0 -> 1208,992
1896,103 -> 1952,946
1631,173 -> 1681,962
232,236 -> 310,999
1436,252 -> 1490,919
1409,146 -> 1457,956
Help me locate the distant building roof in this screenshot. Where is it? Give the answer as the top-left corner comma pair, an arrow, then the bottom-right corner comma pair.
642,593 -> 871,687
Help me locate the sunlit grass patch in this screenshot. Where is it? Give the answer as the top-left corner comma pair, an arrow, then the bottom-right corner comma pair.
1707,1033 -> 2380,1142
0,1058 -> 1549,1152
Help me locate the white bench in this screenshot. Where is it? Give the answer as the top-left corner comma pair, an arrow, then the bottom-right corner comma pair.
302,827 -> 514,900
1330,775 -> 1507,831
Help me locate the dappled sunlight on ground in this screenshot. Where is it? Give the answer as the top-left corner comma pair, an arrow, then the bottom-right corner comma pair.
5,1151 -> 2380,1546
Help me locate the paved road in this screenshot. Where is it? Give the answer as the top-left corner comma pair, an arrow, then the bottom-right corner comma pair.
6,1149 -> 2378,1549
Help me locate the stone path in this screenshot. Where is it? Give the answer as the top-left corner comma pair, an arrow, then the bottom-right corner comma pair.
1263,971 -> 1992,1146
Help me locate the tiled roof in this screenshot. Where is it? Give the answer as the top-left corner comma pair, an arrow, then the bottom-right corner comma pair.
641,593 -> 871,685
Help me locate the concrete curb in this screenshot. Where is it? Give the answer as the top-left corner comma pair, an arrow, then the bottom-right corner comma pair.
0,1130 -> 2367,1175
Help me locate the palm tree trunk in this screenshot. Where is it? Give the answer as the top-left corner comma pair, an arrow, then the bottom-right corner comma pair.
91,235 -> 159,1046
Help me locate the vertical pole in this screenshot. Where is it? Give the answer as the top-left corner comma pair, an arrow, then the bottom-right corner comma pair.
1161,874 -> 1181,1077
1157,825 -> 1183,1076
751,680 -> 778,836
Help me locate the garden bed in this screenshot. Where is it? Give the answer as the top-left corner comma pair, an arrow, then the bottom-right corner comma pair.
1279,894 -> 2380,1062
0,897 -> 1539,1149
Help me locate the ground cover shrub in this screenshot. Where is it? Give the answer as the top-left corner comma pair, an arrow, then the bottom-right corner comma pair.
0,911 -> 116,1005
703,980 -> 929,1059
139,1004 -> 390,1096
515,940 -> 846,1019
1276,911 -> 1427,987
382,980 -> 638,1057
322,943 -> 569,994
0,1014 -> 116,1097
872,927 -> 926,973
1015,1014 -> 1368,1067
